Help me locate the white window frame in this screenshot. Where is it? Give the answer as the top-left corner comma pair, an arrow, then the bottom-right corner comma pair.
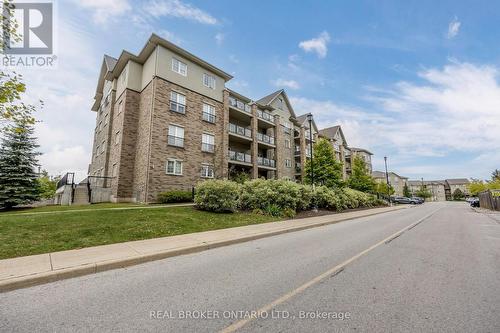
115,131 -> 120,145
285,139 -> 290,149
168,124 -> 185,147
117,101 -> 124,115
202,133 -> 215,153
203,73 -> 216,89
202,103 -> 216,123
170,91 -> 186,114
100,141 -> 105,153
166,159 -> 183,175
171,58 -> 187,76
285,159 -> 291,168
201,164 -> 214,178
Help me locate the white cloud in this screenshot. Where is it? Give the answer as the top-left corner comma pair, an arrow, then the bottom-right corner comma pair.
299,31 -> 330,58
38,146 -> 89,182
144,0 -> 218,25
447,16 -> 461,39
158,29 -> 182,44
291,61 -> 500,179
74,0 -> 131,24
215,32 -> 224,45
228,54 -> 239,64
272,78 -> 300,90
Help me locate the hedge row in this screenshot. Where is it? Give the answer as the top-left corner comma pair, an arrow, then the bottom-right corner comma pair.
157,190 -> 193,203
194,179 -> 384,216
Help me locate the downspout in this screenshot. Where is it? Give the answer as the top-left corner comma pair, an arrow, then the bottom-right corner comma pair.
144,44 -> 158,203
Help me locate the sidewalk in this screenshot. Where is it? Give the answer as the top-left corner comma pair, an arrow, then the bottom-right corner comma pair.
0,205 -> 408,292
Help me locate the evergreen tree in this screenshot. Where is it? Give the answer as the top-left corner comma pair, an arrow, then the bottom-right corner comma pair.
403,183 -> 411,197
347,155 -> 376,192
0,124 -> 40,209
492,169 -> 500,181
452,188 -> 464,201
304,138 -> 344,188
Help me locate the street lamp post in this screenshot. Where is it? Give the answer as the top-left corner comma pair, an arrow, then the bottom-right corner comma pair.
307,114 -> 317,212
384,156 -> 392,206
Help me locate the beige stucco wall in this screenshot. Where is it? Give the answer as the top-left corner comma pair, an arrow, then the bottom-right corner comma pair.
155,45 -> 225,102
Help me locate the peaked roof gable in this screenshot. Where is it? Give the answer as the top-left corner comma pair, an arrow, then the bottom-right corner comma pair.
256,89 -> 296,118
295,113 -> 318,132
318,125 -> 348,147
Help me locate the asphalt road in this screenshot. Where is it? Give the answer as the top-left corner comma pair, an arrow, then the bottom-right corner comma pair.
1,202 -> 499,332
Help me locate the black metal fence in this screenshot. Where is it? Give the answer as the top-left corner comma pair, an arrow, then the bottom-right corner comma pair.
478,190 -> 500,211
56,172 -> 74,189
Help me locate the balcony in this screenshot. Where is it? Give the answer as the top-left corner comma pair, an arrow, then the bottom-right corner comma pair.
257,110 -> 274,122
168,135 -> 184,147
202,143 -> 215,153
202,112 -> 216,123
228,150 -> 252,164
170,101 -> 186,114
229,96 -> 251,113
228,123 -> 252,139
258,157 -> 276,168
257,133 -> 275,146
294,147 -> 301,156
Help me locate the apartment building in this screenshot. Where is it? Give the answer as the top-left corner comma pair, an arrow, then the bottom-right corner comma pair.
318,126 -> 349,178
407,178 -> 470,201
372,171 -> 408,197
346,147 -> 373,176
88,34 -> 319,203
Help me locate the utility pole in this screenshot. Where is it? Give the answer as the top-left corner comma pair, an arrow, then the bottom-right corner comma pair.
384,156 -> 391,206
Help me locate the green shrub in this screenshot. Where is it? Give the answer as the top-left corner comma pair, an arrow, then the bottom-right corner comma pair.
312,186 -> 345,211
239,179 -> 305,216
343,188 -> 377,208
157,190 -> 193,203
194,180 -> 240,212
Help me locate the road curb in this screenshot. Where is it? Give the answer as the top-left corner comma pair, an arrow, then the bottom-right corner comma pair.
0,205 -> 408,293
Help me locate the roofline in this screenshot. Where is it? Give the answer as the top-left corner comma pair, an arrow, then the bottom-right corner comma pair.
349,147 -> 373,155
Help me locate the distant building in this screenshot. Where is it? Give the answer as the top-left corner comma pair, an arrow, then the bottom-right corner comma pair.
407,178 -> 469,201
347,147 -> 373,176
372,171 -> 408,197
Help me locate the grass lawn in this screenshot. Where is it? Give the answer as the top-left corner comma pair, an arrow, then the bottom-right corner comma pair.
0,206 -> 280,260
0,202 -> 151,214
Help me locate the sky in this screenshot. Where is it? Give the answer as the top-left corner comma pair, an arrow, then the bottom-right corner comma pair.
12,0 -> 500,181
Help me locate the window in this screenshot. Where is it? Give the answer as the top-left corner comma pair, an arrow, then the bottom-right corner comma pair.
98,121 -> 102,131
201,164 -> 214,178
170,91 -> 186,114
112,163 -> 117,177
115,131 -> 120,145
285,159 -> 291,168
172,58 -> 187,76
166,159 -> 183,175
95,145 -> 100,157
168,125 -> 184,147
202,103 -> 216,123
203,73 -> 216,89
285,139 -> 290,149
101,141 -> 106,153
117,101 -> 123,115
202,133 -> 215,153
104,114 -> 108,125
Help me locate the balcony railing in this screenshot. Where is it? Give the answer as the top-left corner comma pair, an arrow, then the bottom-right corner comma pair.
257,110 -> 273,122
257,133 -> 275,145
202,143 -> 215,153
170,101 -> 186,114
168,135 -> 184,147
228,123 -> 252,138
294,147 -> 301,156
258,157 -> 276,168
202,112 -> 216,123
229,96 -> 251,113
228,150 -> 252,164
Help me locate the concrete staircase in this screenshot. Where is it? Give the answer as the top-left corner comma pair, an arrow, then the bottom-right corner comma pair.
72,185 -> 90,205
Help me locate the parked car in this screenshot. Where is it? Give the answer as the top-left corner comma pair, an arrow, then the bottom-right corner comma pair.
392,196 -> 412,204
410,197 -> 424,204
470,198 -> 480,207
